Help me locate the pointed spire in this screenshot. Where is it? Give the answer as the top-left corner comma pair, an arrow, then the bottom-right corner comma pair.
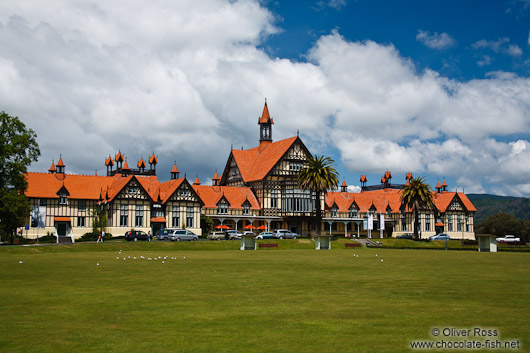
56,155 -> 65,174
212,170 -> 220,186
149,153 -> 158,165
48,160 -> 56,174
122,159 -> 130,170
137,158 -> 146,169
170,162 -> 180,180
341,179 -> 347,192
258,99 -> 273,124
115,151 -> 124,162
193,175 -> 200,185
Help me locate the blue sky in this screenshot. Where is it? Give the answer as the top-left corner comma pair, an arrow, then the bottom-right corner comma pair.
1,0 -> 529,196
265,1 -> 530,81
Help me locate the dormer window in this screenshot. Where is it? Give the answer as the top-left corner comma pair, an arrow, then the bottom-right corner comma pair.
349,207 -> 358,218
243,203 -> 250,215
59,195 -> 67,205
218,202 -> 228,215
331,206 -> 338,218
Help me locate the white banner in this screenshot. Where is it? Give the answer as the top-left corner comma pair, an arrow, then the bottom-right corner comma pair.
380,214 -> 385,230
367,214 -> 373,230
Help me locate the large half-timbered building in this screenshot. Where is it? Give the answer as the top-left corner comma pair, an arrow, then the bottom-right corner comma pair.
23,102 -> 476,240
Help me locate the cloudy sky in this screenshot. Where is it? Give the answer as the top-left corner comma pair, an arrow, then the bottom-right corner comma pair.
1,0 -> 530,196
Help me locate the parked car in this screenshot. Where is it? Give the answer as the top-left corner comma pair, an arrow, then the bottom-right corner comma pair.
396,233 -> 414,240
496,235 -> 521,243
156,228 -> 174,241
242,231 -> 256,236
274,229 -> 298,239
125,230 -> 149,241
256,231 -> 275,239
226,230 -> 242,240
207,231 -> 225,240
169,229 -> 198,241
429,233 -> 451,241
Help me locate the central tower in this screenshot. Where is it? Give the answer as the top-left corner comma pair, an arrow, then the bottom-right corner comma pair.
258,100 -> 274,151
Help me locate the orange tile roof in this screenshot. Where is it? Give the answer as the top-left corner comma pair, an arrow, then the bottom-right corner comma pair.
258,102 -> 274,124
159,178 -> 185,204
325,189 -> 403,214
231,136 -> 298,182
25,173 -> 116,200
433,191 -> 477,212
193,185 -> 261,210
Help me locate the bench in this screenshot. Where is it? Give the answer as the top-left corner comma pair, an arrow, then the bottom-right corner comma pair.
344,243 -> 361,248
259,243 -> 278,249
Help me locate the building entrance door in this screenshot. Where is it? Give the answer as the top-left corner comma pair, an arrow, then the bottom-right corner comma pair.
56,222 -> 68,236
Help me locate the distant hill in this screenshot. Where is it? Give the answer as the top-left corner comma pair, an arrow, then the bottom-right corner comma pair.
467,194 -> 530,224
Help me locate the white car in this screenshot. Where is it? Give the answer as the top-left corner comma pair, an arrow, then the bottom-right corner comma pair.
496,235 -> 520,243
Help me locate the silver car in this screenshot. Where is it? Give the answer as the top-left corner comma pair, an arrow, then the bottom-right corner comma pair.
274,229 -> 298,239
226,230 -> 242,240
169,229 -> 198,241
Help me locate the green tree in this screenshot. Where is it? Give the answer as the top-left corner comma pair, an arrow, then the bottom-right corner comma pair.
401,176 -> 434,240
481,212 -> 516,237
200,214 -> 213,237
298,154 -> 339,237
92,206 -> 108,239
0,111 -> 40,243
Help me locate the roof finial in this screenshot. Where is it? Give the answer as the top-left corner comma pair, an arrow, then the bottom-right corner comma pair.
265,97 -> 267,104
297,129 -> 299,137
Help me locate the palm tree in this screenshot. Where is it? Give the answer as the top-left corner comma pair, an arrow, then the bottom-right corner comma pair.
298,154 -> 339,237
401,176 -> 434,240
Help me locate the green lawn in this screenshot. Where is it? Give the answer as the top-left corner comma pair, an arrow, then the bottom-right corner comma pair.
1,242 -> 528,352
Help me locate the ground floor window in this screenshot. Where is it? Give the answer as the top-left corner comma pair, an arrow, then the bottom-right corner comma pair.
78,216 -> 86,227
282,188 -> 312,213
173,206 -> 180,228
186,207 -> 193,228
447,215 -> 453,232
120,204 -> 128,227
135,205 -> 144,227
425,214 -> 431,232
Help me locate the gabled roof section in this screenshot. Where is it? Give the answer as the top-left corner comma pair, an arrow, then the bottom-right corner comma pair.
228,136 -> 300,183
159,178 -> 203,205
434,192 -> 477,213
325,189 -> 404,214
192,185 -> 261,210
105,175 -> 159,202
137,158 -> 146,169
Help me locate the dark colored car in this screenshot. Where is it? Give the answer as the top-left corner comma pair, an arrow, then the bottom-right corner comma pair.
156,228 -> 173,241
396,233 -> 414,240
125,230 -> 149,241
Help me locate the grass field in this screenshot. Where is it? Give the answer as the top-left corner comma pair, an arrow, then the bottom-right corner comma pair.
1,241 -> 529,352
